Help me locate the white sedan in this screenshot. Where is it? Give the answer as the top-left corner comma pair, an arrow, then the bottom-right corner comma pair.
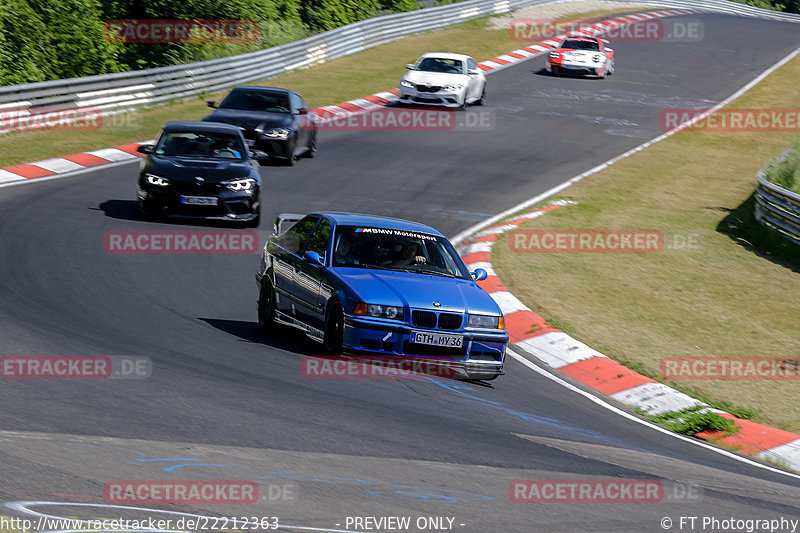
398,52 -> 486,108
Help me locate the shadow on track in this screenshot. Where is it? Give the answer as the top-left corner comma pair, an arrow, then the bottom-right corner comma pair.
95,200 -> 257,228
199,317 -> 320,355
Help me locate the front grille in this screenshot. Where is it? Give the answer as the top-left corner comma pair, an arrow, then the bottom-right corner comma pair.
411,310 -> 437,328
417,85 -> 442,93
402,341 -> 465,357
172,181 -> 224,195
437,313 -> 462,330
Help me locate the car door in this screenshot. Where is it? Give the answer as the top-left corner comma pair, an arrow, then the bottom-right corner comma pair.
293,216 -> 332,328
271,215 -> 318,314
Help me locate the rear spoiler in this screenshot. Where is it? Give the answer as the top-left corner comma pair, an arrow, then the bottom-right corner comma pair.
273,213 -> 305,236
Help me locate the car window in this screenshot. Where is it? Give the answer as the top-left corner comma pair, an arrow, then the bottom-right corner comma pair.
289,93 -> 301,113
220,89 -> 291,113
303,218 -> 332,259
467,58 -> 477,71
416,58 -> 464,74
561,39 -> 600,51
154,132 -> 245,159
332,225 -> 471,279
276,216 -> 318,254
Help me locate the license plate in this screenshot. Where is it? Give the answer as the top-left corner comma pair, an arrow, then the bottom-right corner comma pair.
410,331 -> 463,348
180,195 -> 218,206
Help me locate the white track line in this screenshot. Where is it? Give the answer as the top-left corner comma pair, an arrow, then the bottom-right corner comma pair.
507,348 -> 800,480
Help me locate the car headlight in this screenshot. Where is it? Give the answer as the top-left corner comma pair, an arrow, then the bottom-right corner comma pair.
593,54 -> 602,63
145,174 -> 169,186
224,178 -> 256,192
353,302 -> 403,320
444,84 -> 464,92
468,314 -> 505,330
262,128 -> 290,139
549,51 -> 560,59
400,79 -> 415,89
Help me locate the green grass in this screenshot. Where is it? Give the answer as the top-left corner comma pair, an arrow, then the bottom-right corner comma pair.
649,408 -> 739,436
762,137 -> 800,194
0,7 -> 645,167
493,53 -> 800,434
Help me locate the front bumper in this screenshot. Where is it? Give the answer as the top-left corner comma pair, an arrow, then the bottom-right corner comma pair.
343,315 -> 508,378
547,60 -> 605,76
137,183 -> 259,221
398,87 -> 465,107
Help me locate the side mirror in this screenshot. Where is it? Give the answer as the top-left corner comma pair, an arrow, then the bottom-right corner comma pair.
207,101 -> 217,108
468,68 -> 480,76
298,107 -> 309,115
137,144 -> 154,154
405,63 -> 415,70
250,150 -> 268,163
471,268 -> 488,281
303,251 -> 324,266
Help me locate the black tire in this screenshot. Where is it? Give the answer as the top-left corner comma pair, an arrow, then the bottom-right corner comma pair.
257,277 -> 276,331
285,137 -> 297,166
323,299 -> 344,354
245,204 -> 261,228
305,132 -> 317,159
475,84 -> 486,106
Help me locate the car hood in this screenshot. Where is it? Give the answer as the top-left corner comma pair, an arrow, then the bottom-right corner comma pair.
335,268 -> 502,316
403,71 -> 469,86
203,108 -> 293,131
144,156 -> 252,183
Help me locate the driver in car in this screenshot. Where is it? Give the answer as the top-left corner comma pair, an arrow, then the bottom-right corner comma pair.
334,235 -> 360,265
211,139 -> 242,158
388,243 -> 427,267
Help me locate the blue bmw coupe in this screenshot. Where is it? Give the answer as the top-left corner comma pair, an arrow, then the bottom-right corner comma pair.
256,212 -> 508,380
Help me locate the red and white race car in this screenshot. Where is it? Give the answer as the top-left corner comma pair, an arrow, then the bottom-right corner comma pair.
545,35 -> 615,78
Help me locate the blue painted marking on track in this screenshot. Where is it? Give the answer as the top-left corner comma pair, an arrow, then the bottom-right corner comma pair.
424,378 -> 648,449
257,472 -> 493,502
163,463 -> 231,472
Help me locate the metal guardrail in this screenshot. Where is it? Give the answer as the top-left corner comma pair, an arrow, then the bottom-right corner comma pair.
0,0 -> 798,117
755,161 -> 800,245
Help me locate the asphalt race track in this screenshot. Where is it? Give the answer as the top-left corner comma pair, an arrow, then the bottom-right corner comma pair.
1,13 -> 799,533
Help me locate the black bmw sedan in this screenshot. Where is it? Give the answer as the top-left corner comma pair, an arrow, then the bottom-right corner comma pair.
136,121 -> 263,226
203,86 -> 317,165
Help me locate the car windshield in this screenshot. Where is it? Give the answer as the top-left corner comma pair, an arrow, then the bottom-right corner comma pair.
561,39 -> 600,51
332,225 -> 471,279
415,57 -> 464,74
219,89 -> 291,113
154,131 -> 246,159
